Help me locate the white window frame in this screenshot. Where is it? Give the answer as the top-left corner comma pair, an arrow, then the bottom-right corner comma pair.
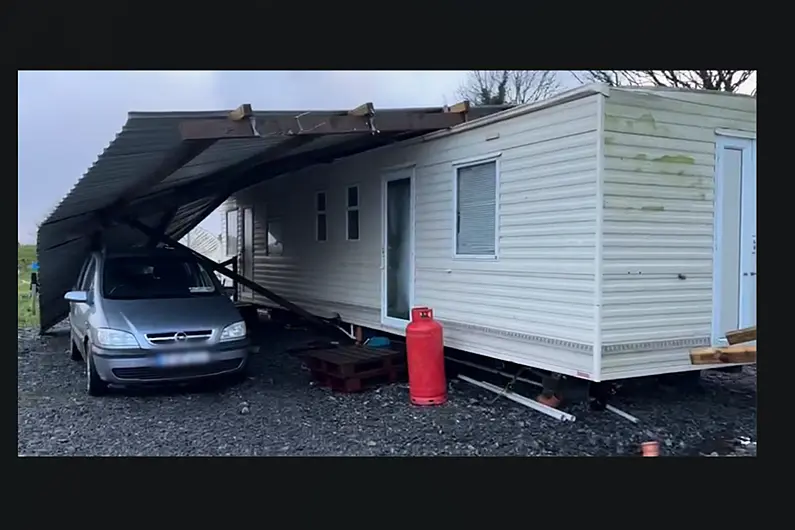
265,217 -> 284,257
315,191 -> 327,242
225,208 -> 239,256
452,152 -> 501,260
346,185 -> 360,242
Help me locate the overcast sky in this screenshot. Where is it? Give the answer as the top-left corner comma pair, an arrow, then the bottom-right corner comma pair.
17,70 -> 753,244
17,70 -> 484,243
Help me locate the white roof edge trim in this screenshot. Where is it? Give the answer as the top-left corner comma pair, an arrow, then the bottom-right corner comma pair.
419,83 -> 611,143
612,85 -> 757,100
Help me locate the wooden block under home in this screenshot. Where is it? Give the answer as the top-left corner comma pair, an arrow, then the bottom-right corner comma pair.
690,345 -> 757,365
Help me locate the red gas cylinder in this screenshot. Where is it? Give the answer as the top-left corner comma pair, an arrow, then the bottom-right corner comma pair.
405,307 -> 447,406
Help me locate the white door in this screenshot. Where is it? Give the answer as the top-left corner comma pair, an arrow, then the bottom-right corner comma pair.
241,207 -> 254,298
381,167 -> 415,329
712,134 -> 756,345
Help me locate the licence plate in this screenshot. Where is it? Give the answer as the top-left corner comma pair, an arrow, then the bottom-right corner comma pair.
156,352 -> 210,367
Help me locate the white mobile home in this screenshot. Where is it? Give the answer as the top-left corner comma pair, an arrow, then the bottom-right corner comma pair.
221,84 -> 756,382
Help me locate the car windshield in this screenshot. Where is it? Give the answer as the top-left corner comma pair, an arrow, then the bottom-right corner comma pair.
102,255 -> 219,300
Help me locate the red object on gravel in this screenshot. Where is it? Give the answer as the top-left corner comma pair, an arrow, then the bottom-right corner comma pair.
405,307 -> 447,406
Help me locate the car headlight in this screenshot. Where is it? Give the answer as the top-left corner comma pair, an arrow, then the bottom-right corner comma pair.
94,328 -> 139,349
220,321 -> 247,342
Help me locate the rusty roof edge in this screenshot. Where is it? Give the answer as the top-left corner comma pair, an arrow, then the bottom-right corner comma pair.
126,105 -> 512,120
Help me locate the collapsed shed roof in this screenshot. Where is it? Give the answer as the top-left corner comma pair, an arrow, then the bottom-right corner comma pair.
36,101 -> 512,331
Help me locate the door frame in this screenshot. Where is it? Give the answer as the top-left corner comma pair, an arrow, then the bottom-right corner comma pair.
380,164 -> 416,329
240,206 -> 254,298
711,131 -> 756,345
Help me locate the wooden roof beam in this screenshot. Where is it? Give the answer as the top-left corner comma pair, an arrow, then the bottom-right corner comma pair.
179,107 -> 476,141
445,100 -> 471,115
349,102 -> 375,117
229,103 -> 253,121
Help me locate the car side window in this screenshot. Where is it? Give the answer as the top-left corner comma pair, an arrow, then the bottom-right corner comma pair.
81,259 -> 96,291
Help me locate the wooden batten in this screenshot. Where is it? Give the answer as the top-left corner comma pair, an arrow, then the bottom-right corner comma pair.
726,326 -> 757,345
229,104 -> 254,121
349,102 -> 375,117
445,100 -> 471,114
690,345 -> 757,365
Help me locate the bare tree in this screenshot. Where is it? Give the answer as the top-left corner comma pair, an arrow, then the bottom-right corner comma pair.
571,70 -> 755,93
457,71 -> 563,105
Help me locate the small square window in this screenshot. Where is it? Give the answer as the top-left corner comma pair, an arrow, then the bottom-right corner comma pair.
347,210 -> 359,241
317,214 -> 327,242
316,191 -> 327,242
346,185 -> 360,241
347,186 -> 359,208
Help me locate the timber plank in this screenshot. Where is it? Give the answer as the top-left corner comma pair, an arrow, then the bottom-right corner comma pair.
726,326 -> 757,345
690,345 -> 757,365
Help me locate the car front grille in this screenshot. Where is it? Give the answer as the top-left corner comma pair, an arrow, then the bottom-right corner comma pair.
145,330 -> 213,345
111,359 -> 242,381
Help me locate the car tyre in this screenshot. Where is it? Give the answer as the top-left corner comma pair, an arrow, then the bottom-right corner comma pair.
70,337 -> 82,361
85,344 -> 109,397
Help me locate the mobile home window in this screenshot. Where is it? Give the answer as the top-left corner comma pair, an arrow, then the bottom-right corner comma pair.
266,218 -> 284,257
316,192 -> 327,242
346,185 -> 360,241
225,209 -> 239,256
455,160 -> 497,257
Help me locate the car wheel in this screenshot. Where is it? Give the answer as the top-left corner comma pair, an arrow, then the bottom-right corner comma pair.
70,337 -> 82,361
85,346 -> 109,397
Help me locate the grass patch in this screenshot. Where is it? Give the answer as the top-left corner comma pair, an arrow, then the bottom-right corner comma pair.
18,244 -> 38,328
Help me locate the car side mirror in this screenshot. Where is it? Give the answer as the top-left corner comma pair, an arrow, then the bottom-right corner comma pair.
64,290 -> 91,304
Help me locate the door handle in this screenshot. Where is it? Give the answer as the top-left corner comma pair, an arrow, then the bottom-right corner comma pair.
743,272 -> 756,277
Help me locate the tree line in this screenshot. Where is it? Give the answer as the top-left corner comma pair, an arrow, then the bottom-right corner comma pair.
457,70 -> 756,106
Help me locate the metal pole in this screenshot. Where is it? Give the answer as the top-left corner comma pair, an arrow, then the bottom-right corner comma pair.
124,217 -> 351,341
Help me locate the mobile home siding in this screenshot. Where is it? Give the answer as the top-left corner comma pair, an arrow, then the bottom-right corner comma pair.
599,88 -> 756,379
233,95 -> 601,376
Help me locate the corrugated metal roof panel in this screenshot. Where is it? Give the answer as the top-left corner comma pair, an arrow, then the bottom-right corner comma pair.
180,226 -> 222,261
153,137 -> 283,190
36,104 -> 515,330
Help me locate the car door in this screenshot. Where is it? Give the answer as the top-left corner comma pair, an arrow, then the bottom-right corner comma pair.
73,257 -> 96,343
70,258 -> 90,338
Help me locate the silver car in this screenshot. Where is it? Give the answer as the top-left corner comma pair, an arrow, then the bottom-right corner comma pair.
65,247 -> 252,396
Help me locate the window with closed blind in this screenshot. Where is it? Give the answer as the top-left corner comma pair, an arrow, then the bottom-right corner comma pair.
454,159 -> 498,257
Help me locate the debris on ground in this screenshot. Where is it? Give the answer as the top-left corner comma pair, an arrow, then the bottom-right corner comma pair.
17,323 -> 756,457
691,326 -> 757,365
726,326 -> 756,345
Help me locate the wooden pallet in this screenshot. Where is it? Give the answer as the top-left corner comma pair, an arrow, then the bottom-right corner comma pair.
304,344 -> 405,378
311,367 -> 406,393
303,344 -> 406,393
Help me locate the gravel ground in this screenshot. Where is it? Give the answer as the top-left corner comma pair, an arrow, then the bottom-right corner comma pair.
18,323 -> 756,457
